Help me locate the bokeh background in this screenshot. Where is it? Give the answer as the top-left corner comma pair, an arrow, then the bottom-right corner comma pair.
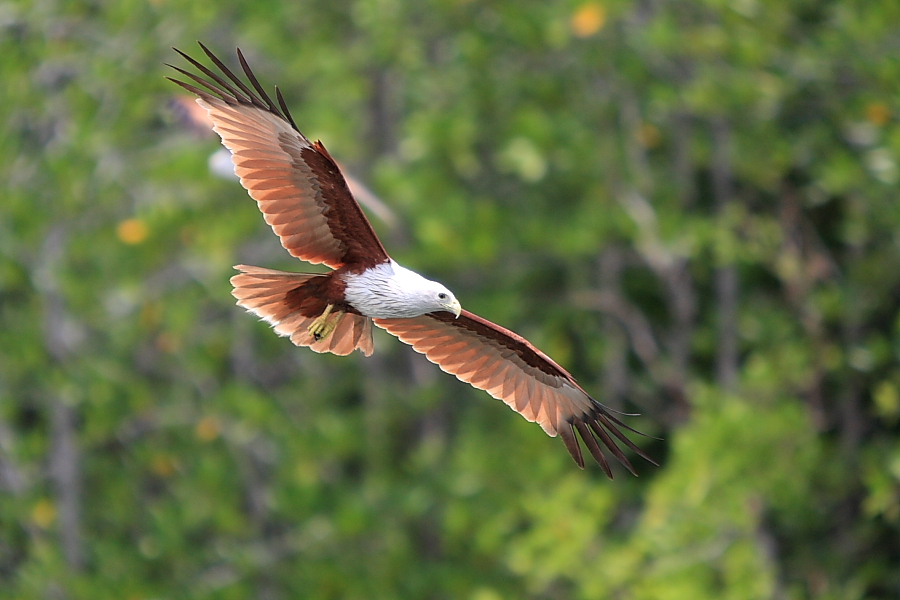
3,0 -> 900,598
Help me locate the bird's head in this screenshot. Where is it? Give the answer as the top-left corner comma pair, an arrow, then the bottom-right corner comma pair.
412,280 -> 461,318
429,283 -> 462,318
385,261 -> 462,318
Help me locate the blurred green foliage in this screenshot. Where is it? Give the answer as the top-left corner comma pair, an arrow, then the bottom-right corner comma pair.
1,0 -> 900,598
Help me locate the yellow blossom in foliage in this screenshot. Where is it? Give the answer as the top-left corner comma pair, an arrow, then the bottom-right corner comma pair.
117,218 -> 149,244
195,416 -> 221,442
32,499 -> 56,528
571,3 -> 606,37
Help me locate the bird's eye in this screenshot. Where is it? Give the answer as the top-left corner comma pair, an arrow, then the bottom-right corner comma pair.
438,293 -> 448,300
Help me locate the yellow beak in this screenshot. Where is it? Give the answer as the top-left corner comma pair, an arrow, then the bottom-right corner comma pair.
447,299 -> 462,318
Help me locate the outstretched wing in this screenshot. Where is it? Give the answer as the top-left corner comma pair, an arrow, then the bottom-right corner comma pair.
168,43 -> 389,270
374,310 -> 655,476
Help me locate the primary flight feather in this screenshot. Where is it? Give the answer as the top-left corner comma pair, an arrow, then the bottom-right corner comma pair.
168,43 -> 655,476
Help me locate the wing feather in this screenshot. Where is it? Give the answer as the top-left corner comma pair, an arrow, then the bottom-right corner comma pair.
455,353 -> 492,381
559,424 -> 584,469
169,45 -> 390,270
374,310 -> 652,475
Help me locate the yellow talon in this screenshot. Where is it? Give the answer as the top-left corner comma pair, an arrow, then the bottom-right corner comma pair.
308,304 -> 338,341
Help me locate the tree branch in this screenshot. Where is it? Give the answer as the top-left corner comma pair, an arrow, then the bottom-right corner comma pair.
711,118 -> 739,390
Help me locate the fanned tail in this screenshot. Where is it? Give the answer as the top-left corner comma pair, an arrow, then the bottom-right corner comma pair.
230,265 -> 374,356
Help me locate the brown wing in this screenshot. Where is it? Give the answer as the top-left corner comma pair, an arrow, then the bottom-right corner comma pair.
374,310 -> 655,477
168,43 -> 389,270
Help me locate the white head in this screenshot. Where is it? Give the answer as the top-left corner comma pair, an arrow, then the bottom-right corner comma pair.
342,260 -> 462,319
406,276 -> 462,318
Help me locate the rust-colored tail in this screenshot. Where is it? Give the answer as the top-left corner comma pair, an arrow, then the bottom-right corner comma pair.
230,265 -> 374,356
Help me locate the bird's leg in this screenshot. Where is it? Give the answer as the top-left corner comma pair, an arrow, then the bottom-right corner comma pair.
307,304 -> 339,341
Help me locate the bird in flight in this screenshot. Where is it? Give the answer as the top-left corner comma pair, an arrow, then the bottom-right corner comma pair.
168,43 -> 655,476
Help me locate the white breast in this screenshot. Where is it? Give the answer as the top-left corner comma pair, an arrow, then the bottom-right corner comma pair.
342,260 -> 443,319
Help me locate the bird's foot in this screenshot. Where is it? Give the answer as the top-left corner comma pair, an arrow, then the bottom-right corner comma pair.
308,304 -> 338,341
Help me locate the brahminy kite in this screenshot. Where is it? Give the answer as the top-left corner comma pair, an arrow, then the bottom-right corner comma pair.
168,43 -> 654,476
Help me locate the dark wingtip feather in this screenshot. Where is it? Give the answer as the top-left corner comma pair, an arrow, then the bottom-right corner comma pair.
574,420 -> 614,479
166,77 -> 215,102
166,64 -> 235,103
587,420 -> 637,476
170,46 -> 252,105
600,406 -> 663,441
197,42 -> 263,108
595,412 -> 659,467
559,424 -> 585,469
560,397 -> 658,475
275,86 -> 298,131
236,47 -> 278,115
169,44 -> 301,134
